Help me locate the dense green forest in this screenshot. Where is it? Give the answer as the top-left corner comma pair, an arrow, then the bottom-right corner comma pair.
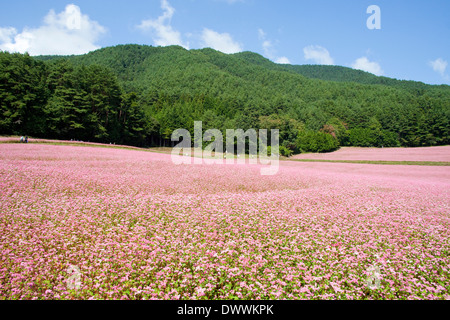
1,44 -> 449,155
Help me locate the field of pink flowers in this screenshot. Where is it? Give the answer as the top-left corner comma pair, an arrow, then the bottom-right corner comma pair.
1,143 -> 449,300
291,146 -> 450,162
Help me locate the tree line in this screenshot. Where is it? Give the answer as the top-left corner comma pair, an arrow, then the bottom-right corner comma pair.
0,52 -> 149,146
1,45 -> 449,155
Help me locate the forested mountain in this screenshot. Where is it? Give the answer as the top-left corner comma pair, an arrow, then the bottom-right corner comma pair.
284,65 -> 428,89
1,44 -> 449,154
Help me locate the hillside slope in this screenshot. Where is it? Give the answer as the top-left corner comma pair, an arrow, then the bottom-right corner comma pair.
1,45 -> 448,150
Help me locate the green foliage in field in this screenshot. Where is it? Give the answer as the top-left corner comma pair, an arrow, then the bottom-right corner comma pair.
1,45 -> 449,153
297,130 -> 340,153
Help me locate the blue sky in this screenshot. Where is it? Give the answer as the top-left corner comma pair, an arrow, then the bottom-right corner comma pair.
0,0 -> 449,85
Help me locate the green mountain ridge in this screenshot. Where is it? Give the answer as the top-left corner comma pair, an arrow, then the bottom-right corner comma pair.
36,45 -> 450,90
1,44 -> 449,152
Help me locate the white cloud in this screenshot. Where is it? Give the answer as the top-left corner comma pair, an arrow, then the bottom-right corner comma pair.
262,40 -> 273,57
429,58 -> 448,78
275,57 -> 291,64
258,28 -> 290,64
0,27 -> 16,44
201,28 -> 242,54
0,4 -> 106,56
303,45 -> 334,65
257,29 -> 266,39
258,28 -> 273,58
351,57 -> 384,76
138,0 -> 242,54
138,0 -> 189,49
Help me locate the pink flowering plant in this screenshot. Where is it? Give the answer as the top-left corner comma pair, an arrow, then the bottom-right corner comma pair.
0,144 -> 449,300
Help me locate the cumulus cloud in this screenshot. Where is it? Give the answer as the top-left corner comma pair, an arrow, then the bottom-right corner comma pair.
303,45 -> 334,65
201,28 -> 242,54
258,29 -> 273,58
138,0 -> 242,53
138,0 -> 189,49
351,57 -> 384,76
275,57 -> 291,64
258,28 -> 290,64
0,27 -> 16,44
429,58 -> 448,78
0,4 -> 106,56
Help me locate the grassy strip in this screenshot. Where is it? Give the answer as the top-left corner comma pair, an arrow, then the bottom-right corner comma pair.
289,158 -> 450,166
